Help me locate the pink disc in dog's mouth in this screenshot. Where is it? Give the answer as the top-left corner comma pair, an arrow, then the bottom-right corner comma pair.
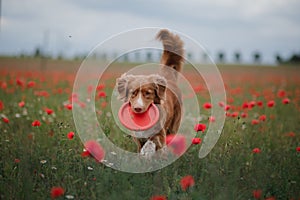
118,102 -> 159,131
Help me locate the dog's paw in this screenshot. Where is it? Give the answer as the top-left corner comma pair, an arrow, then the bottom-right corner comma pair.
140,140 -> 156,157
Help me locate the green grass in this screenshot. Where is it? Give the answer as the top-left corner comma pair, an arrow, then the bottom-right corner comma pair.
0,59 -> 300,199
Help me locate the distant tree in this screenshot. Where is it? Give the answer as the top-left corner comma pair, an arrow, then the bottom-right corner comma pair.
187,52 -> 192,61
19,53 -> 25,58
146,52 -> 152,62
234,51 -> 241,63
57,53 -> 64,60
123,54 -> 129,62
100,53 -> 107,61
253,51 -> 262,63
134,52 -> 140,62
91,53 -> 97,60
217,51 -> 225,63
202,52 -> 208,62
287,53 -> 300,63
34,47 -> 41,58
275,54 -> 282,64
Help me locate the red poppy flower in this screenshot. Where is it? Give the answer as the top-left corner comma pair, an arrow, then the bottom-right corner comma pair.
282,98 -> 290,104
18,101 -> 25,108
192,137 -> 201,145
1,82 -> 7,89
259,115 -> 266,121
78,101 -> 86,108
267,100 -> 275,108
27,81 -> 36,88
14,158 -> 20,163
252,148 -> 261,154
228,97 -> 234,103
0,100 -> 4,110
34,90 -> 50,97
203,102 -> 212,109
67,132 -> 75,139
16,79 -> 24,87
209,116 -> 215,122
194,123 -> 206,132
241,112 -> 248,118
166,134 -> 186,156
285,132 -> 295,137
218,101 -> 225,107
69,93 -> 78,103
96,84 -> 105,91
180,175 -> 195,191
226,112 -> 231,117
65,104 -> 72,110
101,101 -> 108,108
45,108 -> 54,115
277,90 -> 286,98
296,146 -> 300,152
84,140 -> 105,162
193,85 -> 202,93
98,91 -> 106,98
252,189 -> 262,199
251,119 -> 259,125
231,112 -> 239,118
32,120 -> 41,127
50,186 -> 65,199
249,101 -> 256,108
81,150 -> 91,157
242,102 -> 249,109
87,85 -> 93,93
2,117 -> 9,123
257,101 -> 263,107
56,88 -> 63,94
224,105 -> 231,111
150,195 -> 167,200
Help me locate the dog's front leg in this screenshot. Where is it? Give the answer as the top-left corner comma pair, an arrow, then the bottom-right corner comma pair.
140,129 -> 166,157
133,137 -> 142,153
150,129 -> 166,150
140,140 -> 156,157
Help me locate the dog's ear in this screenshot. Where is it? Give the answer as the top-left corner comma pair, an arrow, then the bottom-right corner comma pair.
151,75 -> 167,104
116,74 -> 130,102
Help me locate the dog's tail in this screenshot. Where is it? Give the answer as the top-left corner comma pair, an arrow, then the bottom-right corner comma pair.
156,29 -> 184,73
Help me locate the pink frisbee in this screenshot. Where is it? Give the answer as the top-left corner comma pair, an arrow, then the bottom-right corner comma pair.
118,102 -> 159,131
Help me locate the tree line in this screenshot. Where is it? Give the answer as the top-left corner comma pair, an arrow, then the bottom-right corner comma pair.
18,47 -> 300,65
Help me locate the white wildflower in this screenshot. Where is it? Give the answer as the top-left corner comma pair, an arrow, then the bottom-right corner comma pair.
65,195 -> 75,199
40,160 -> 47,164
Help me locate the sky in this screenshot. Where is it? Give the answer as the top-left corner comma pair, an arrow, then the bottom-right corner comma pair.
0,0 -> 300,64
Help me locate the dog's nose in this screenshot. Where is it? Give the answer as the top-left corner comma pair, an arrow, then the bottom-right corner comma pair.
134,107 -> 142,113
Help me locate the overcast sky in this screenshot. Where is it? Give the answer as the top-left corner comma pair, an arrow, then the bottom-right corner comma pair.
0,0 -> 300,63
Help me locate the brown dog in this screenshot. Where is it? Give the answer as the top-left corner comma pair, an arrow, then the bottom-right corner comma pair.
116,29 -> 184,155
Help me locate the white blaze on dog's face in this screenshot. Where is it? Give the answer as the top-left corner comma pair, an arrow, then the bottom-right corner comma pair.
136,85 -> 144,107
116,74 -> 167,114
130,83 -> 156,113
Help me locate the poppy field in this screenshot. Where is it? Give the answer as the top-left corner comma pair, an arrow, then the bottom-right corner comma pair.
0,57 -> 300,200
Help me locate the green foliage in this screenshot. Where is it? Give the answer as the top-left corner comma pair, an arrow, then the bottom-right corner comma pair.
0,64 -> 299,200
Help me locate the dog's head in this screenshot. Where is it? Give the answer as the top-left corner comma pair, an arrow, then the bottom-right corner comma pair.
116,74 -> 167,113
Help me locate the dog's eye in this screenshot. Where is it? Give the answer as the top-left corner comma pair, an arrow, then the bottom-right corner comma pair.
144,90 -> 152,97
131,90 -> 138,97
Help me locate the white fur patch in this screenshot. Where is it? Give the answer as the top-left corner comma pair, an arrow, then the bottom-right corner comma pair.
140,140 -> 156,157
137,92 -> 144,107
